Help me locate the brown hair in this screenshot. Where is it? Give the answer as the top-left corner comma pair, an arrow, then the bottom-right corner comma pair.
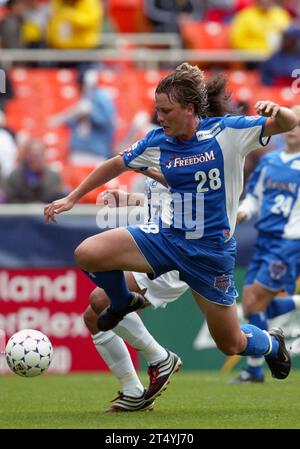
155,62 -> 232,117
206,72 -> 232,116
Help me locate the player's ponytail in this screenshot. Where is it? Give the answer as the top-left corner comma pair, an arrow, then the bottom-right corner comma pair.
206,73 -> 232,117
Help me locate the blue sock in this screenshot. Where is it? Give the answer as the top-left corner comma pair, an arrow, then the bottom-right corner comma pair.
245,314 -> 268,377
248,312 -> 268,331
240,324 -> 279,358
83,270 -> 132,312
266,297 -> 296,319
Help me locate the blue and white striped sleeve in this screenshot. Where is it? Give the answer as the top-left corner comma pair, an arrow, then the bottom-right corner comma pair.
223,115 -> 270,156
122,130 -> 161,171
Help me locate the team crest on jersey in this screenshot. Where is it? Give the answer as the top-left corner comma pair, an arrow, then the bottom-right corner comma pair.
269,261 -> 287,280
165,155 -> 177,169
214,274 -> 231,293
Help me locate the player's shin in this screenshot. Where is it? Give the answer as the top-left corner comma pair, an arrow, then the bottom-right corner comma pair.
92,330 -> 144,397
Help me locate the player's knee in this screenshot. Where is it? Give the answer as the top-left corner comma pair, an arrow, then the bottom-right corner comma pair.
89,288 -> 109,314
83,306 -> 96,330
74,243 -> 97,271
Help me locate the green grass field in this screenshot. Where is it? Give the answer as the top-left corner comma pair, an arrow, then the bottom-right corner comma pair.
2,370 -> 300,429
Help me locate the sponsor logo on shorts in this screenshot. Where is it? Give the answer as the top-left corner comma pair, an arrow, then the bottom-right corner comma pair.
269,261 -> 287,280
214,274 -> 231,293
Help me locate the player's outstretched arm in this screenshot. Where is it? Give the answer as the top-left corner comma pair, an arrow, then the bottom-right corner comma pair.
97,189 -> 144,208
44,155 -> 127,223
256,101 -> 298,136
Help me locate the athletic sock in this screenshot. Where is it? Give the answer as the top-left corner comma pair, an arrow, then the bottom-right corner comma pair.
83,270 -> 132,311
113,312 -> 168,365
244,313 -> 268,378
240,324 -> 279,358
245,356 -> 265,378
92,330 -> 144,397
266,295 -> 300,319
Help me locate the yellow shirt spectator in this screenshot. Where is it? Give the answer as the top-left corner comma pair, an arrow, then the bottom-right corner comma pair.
47,0 -> 103,49
230,5 -> 291,55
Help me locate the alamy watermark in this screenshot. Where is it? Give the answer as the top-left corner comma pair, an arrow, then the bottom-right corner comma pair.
95,186 -> 205,239
291,69 -> 300,94
0,70 -> 6,94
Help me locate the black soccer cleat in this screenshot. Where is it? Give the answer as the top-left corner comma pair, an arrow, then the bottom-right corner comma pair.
105,390 -> 155,413
97,292 -> 145,331
144,350 -> 183,401
265,328 -> 291,380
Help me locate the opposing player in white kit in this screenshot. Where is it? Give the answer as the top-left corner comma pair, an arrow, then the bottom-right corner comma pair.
83,178 -> 188,412
45,63 -> 298,411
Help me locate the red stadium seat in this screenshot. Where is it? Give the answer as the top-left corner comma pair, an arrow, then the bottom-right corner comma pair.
180,20 -> 231,50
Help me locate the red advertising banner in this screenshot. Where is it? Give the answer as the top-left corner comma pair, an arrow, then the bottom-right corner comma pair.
0,268 -> 138,373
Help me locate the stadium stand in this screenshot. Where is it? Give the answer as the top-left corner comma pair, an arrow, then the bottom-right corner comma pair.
180,20 -> 231,50
3,64 -> 299,202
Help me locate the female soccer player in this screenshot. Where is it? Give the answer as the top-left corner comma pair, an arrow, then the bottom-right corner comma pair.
45,63 -> 298,397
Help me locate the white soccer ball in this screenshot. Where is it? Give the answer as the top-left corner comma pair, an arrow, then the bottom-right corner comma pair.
5,329 -> 53,377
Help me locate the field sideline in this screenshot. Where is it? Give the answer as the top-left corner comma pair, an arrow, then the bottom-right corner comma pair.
1,371 -> 300,429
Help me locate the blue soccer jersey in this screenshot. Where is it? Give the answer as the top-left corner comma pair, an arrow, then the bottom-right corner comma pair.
123,114 -> 269,246
246,150 -> 300,239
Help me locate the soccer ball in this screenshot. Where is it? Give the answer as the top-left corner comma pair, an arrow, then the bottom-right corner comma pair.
5,329 -> 53,377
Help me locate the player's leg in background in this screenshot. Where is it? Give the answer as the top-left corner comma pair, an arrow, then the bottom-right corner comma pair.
230,283 -> 300,383
192,290 -> 290,381
232,283 -> 274,383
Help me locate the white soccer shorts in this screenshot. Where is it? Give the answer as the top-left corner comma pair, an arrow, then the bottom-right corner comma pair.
132,270 -> 189,309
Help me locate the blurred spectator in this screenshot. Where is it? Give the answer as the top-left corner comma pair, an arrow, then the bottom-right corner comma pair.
120,108 -> 160,193
230,0 -> 291,55
49,69 -> 116,166
204,0 -> 236,22
204,1 -> 269,22
260,24 -> 300,85
284,0 -> 300,18
4,138 -> 64,203
47,0 -> 103,49
0,0 -> 24,48
143,0 -> 195,34
0,110 -> 18,200
22,0 -> 50,48
120,109 -> 159,149
0,65 -> 14,111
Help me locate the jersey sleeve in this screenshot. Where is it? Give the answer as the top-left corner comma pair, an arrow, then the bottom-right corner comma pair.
223,115 -> 270,157
122,130 -> 161,171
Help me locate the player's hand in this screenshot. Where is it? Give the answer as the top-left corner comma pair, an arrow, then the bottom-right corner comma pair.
96,189 -> 129,208
44,196 -> 76,223
255,100 -> 280,118
236,210 -> 248,224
